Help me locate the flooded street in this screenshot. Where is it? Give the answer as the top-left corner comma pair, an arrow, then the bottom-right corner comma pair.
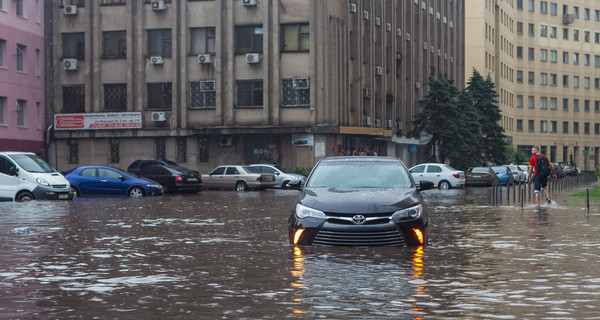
1,186 -> 600,319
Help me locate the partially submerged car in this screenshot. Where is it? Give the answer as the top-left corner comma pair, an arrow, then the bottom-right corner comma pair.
202,165 -> 276,191
287,156 -> 433,247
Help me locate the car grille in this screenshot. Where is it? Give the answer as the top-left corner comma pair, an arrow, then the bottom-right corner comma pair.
313,229 -> 407,247
52,184 -> 69,189
326,212 -> 393,225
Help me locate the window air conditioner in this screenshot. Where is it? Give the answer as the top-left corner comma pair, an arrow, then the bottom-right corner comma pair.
151,112 -> 166,122
396,122 -> 403,131
200,80 -> 216,92
362,11 -> 369,20
64,5 -> 77,15
349,3 -> 357,13
414,82 -> 421,89
386,23 -> 392,32
386,119 -> 393,129
396,28 -> 402,37
375,66 -> 382,76
149,56 -> 164,65
364,116 -> 371,126
375,17 -> 381,26
63,59 -> 78,71
198,54 -> 212,64
220,136 -> 233,146
151,0 -> 167,11
374,119 -> 381,128
242,0 -> 258,7
363,87 -> 371,98
245,53 -> 261,64
293,78 -> 309,89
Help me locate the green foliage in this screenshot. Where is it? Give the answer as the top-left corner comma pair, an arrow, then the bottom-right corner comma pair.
288,167 -> 311,177
595,164 -> 600,179
504,145 -> 529,165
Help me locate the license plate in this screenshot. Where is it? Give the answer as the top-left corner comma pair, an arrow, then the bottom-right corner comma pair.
59,194 -> 69,199
187,178 -> 198,182
473,175 -> 481,178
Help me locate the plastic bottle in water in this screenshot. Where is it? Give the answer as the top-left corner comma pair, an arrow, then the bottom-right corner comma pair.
12,227 -> 30,234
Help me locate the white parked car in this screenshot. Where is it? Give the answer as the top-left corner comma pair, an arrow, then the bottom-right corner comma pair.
409,163 -> 465,190
507,164 -> 527,183
247,164 -> 306,188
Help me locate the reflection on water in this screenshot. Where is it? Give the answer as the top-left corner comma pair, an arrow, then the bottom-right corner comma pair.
0,187 -> 599,319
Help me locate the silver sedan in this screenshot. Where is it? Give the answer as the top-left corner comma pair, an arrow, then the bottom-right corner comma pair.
202,165 -> 276,191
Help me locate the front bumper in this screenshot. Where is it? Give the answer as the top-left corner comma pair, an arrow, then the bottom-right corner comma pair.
33,186 -> 74,200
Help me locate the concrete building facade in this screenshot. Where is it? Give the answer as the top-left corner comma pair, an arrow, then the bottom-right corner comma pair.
47,0 -> 464,173
0,0 -> 46,156
466,0 -> 600,171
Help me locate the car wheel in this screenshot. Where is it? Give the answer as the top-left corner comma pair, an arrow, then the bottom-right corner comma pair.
128,186 -> 145,198
16,191 -> 34,202
281,180 -> 290,189
71,186 -> 80,198
236,181 -> 248,192
438,181 -> 451,190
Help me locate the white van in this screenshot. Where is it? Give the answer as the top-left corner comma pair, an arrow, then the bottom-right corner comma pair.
0,152 -> 73,201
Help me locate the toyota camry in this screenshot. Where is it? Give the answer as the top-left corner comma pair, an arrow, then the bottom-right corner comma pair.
287,156 -> 433,247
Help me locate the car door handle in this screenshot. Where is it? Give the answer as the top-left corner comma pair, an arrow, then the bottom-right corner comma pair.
100,179 -> 107,182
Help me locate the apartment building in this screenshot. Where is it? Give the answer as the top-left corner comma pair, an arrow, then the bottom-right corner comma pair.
47,0 -> 464,172
0,0 -> 46,155
466,0 -> 600,171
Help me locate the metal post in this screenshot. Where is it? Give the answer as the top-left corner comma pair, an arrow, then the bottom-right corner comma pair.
586,189 -> 590,213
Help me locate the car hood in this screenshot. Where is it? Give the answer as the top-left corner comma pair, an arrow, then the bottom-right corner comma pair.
297,187 -> 422,214
138,177 -> 160,185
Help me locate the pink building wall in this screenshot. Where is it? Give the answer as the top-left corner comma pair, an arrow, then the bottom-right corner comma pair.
0,0 -> 46,157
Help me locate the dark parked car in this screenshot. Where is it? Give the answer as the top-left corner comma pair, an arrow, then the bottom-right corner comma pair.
287,156 -> 434,247
465,167 -> 500,187
552,163 -> 566,178
65,166 -> 163,198
127,158 -> 179,175
137,165 -> 203,193
558,162 -> 576,176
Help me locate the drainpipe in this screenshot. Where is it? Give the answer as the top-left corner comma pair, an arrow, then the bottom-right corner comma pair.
47,0 -> 55,164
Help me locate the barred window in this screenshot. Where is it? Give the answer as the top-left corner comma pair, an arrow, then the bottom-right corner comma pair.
235,25 -> 263,54
190,81 -> 216,108
104,83 -> 127,111
103,31 -> 126,58
62,33 -> 85,60
147,29 -> 172,56
282,78 -> 310,107
61,0 -> 85,6
236,80 -> 263,107
101,0 -> 126,5
282,23 -> 309,52
176,137 -> 187,163
63,85 -> 85,113
190,27 -> 216,54
109,138 -> 120,164
147,83 -> 172,110
155,137 -> 166,159
68,139 -> 78,164
197,137 -> 208,163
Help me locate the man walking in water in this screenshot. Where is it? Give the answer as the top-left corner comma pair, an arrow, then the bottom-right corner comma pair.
528,146 -> 557,206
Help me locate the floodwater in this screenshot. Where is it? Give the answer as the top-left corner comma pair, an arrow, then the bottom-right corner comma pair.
1,186 -> 599,319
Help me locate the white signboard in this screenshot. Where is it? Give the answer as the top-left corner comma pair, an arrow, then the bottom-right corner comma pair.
54,112 -> 142,130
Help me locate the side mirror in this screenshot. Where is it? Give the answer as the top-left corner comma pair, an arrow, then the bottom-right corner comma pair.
9,166 -> 18,176
119,176 -> 127,181
418,180 -> 435,191
286,179 -> 303,190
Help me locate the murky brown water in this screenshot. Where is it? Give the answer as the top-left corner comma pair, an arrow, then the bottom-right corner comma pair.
1,186 -> 599,319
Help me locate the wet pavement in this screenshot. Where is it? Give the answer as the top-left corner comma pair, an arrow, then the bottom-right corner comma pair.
1,185 -> 599,319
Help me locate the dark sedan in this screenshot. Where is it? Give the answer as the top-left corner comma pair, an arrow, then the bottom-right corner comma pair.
65,166 -> 163,198
465,167 -> 500,187
287,156 -> 433,247
137,165 -> 202,193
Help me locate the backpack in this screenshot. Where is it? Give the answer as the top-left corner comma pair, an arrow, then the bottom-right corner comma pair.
536,155 -> 551,177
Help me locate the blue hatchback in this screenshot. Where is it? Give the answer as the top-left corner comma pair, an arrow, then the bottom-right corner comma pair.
489,165 -> 515,186
65,166 -> 163,198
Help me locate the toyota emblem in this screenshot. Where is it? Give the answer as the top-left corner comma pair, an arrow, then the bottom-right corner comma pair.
352,215 -> 366,225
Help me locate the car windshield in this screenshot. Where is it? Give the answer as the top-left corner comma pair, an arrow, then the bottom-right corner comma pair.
306,160 -> 412,188
471,168 -> 489,174
9,154 -> 55,173
163,159 -> 178,166
491,167 -> 505,174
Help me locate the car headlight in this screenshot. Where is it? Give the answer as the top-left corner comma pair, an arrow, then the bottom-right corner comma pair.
146,184 -> 161,189
36,178 -> 50,186
391,204 -> 423,220
295,204 -> 326,219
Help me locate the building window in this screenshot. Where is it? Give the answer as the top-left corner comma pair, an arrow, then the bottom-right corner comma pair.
103,83 -> 127,111
68,139 -> 78,164
563,28 -> 568,40
584,77 -> 590,89
584,54 -> 590,66
0,97 -> 4,124
585,31 -> 590,43
62,85 -> 85,113
573,76 -> 579,88
540,1 -> 547,14
540,49 -> 547,61
550,3 -> 557,15
528,0 -> 534,12
16,44 -> 25,72
189,81 -> 216,108
596,55 -> 600,67
147,83 -> 172,110
585,100 -> 590,112
563,98 -> 568,111
563,51 -> 569,64
574,99 -> 579,111
584,123 -> 590,134
550,97 -> 557,110
517,119 -> 523,132
528,96 -> 535,109
528,23 -> 534,36
155,137 -> 166,159
516,71 -> 523,83
540,25 -> 547,37
16,0 -> 24,16
597,78 -> 600,90
528,72 -> 534,84
550,50 -> 557,63
563,75 -> 569,87
282,78 -> 310,107
101,0 -> 126,5
528,120 -> 535,132
517,22 -> 523,35
516,95 -> 523,108
282,23 -> 310,52
517,0 -> 522,10
517,46 -> 523,59
0,39 -> 5,68
574,122 -> 579,134
528,47 -> 535,60
176,137 -> 187,163
573,29 -> 579,42
550,121 -> 557,133
596,123 -> 600,135
144,0 -> 171,3
563,122 -> 568,133
147,29 -> 172,57
540,73 -> 548,85
16,99 -> 25,127
236,25 -> 263,54
61,0 -> 85,6
540,97 -> 548,109
573,6 -> 579,18
197,137 -> 209,163
550,26 -> 557,38
103,31 -> 126,58
550,74 -> 557,86
190,27 -> 216,54
236,80 -> 263,107
596,101 -> 600,112
540,121 -> 548,133
62,33 -> 85,60
109,138 -> 120,164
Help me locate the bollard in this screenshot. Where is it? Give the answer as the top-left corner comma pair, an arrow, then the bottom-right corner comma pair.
586,188 -> 590,213
499,186 -> 503,204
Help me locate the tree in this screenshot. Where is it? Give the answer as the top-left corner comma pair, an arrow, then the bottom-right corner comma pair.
504,145 -> 529,164
465,69 -> 507,165
450,90 -> 483,169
